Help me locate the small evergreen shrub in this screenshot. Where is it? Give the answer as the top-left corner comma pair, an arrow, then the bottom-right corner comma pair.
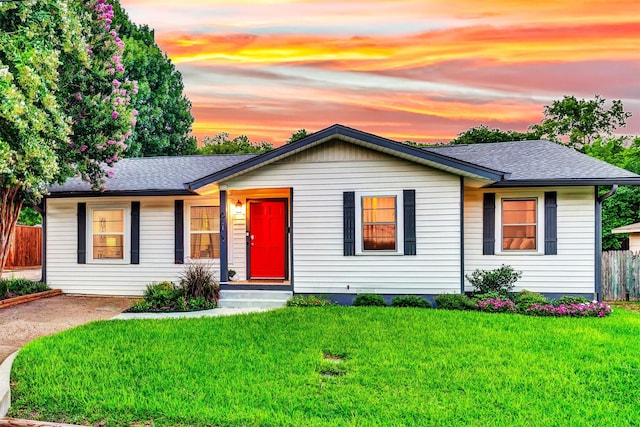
143,281 -> 181,308
0,278 -> 50,298
471,291 -> 504,302
353,294 -> 387,307
286,295 -> 333,307
129,300 -> 151,313
511,290 -> 548,312
552,295 -> 590,306
466,265 -> 522,295
391,295 -> 432,308
435,294 -> 475,310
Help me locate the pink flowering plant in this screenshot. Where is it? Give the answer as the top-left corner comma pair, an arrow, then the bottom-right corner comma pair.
474,296 -> 517,313
59,0 -> 138,189
525,302 -> 612,317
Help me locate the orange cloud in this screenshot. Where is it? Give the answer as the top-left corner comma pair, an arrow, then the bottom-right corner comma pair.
157,21 -> 639,69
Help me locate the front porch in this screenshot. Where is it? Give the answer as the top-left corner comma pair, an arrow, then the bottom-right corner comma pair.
216,186 -> 294,291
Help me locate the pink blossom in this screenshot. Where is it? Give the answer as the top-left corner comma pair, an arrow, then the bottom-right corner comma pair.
79,145 -> 88,152
107,68 -> 115,75
112,79 -> 121,88
75,93 -> 82,101
111,111 -> 119,119
107,170 -> 115,178
108,139 -> 116,145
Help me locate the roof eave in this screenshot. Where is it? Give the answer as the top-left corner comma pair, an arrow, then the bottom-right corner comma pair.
487,178 -> 640,188
46,189 -> 197,198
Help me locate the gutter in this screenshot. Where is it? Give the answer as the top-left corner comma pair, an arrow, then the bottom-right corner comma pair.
595,185 -> 618,301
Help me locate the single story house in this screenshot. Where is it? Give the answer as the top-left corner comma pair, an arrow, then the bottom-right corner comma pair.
43,124 -> 640,305
611,222 -> 640,252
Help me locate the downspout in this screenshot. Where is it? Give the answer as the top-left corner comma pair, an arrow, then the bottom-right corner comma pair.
595,185 -> 618,301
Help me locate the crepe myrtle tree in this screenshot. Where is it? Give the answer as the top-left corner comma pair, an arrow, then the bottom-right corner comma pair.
0,0 -> 136,276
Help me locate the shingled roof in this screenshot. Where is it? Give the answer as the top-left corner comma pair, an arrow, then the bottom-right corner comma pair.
48,154 -> 257,196
49,125 -> 640,197
424,140 -> 640,187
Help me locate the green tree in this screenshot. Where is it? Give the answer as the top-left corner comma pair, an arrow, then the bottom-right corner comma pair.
198,133 -> 273,155
287,129 -> 309,144
531,95 -> 632,149
585,136 -> 640,250
0,0 -> 135,275
449,125 -> 541,145
18,207 -> 42,227
111,2 -> 197,157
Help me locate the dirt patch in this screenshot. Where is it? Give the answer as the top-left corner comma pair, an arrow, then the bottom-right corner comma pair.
0,295 -> 133,363
609,301 -> 640,313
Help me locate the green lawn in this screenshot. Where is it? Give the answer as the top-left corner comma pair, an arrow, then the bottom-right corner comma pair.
10,308 -> 640,426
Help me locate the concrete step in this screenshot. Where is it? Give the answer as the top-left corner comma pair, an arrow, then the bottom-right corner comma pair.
218,290 -> 292,309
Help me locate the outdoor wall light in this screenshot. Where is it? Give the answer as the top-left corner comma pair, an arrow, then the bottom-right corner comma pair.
235,200 -> 243,214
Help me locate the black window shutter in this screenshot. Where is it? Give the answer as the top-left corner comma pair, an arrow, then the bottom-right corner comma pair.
483,193 -> 495,255
77,202 -> 86,264
131,201 -> 140,264
175,200 -> 184,263
403,189 -> 416,255
544,192 -> 557,255
343,192 -> 355,256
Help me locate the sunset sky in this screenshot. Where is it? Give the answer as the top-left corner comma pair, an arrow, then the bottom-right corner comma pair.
119,0 -> 640,145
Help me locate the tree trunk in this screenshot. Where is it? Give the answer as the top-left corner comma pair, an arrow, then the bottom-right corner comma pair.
0,187 -> 23,279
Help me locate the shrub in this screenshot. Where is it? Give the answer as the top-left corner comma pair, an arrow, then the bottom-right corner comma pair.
286,295 -> 333,307
129,300 -> 151,313
353,294 -> 387,307
552,295 -> 591,306
188,296 -> 215,310
1,278 -> 49,297
143,281 -> 180,308
180,263 -> 220,302
391,295 -> 432,308
511,290 -> 548,312
475,297 -> 517,313
526,302 -> 612,317
466,265 -> 522,295
435,294 -> 475,310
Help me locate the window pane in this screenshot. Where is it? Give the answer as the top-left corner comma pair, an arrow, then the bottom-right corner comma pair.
190,233 -> 221,259
362,196 -> 396,223
502,226 -> 537,250
190,206 -> 220,232
503,209 -> 536,224
93,235 -> 124,259
93,210 -> 124,233
363,224 -> 396,250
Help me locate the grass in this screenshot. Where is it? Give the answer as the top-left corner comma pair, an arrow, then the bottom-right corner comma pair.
10,308 -> 640,426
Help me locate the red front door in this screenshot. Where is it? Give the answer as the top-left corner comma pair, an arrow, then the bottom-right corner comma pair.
249,200 -> 287,279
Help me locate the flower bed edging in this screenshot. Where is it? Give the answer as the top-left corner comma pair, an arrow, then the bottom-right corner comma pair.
0,289 -> 62,310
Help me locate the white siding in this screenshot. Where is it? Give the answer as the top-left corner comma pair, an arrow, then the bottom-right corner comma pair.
46,195 -> 219,295
226,140 -> 462,294
464,186 -> 595,294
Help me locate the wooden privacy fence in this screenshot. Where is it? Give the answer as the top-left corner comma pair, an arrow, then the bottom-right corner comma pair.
602,250 -> 640,301
5,225 -> 42,269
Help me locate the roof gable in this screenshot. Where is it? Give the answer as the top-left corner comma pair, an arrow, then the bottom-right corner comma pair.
187,124 -> 509,190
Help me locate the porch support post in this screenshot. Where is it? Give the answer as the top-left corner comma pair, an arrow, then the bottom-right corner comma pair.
220,190 -> 228,283
460,176 -> 465,294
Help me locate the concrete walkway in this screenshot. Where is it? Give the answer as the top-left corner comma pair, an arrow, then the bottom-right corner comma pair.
113,307 -> 271,320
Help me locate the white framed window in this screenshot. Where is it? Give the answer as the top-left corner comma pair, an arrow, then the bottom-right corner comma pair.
89,206 -> 129,263
186,203 -> 220,260
497,194 -> 543,254
355,190 -> 404,255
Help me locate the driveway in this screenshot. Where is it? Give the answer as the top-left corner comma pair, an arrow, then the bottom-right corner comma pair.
0,295 -> 132,364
